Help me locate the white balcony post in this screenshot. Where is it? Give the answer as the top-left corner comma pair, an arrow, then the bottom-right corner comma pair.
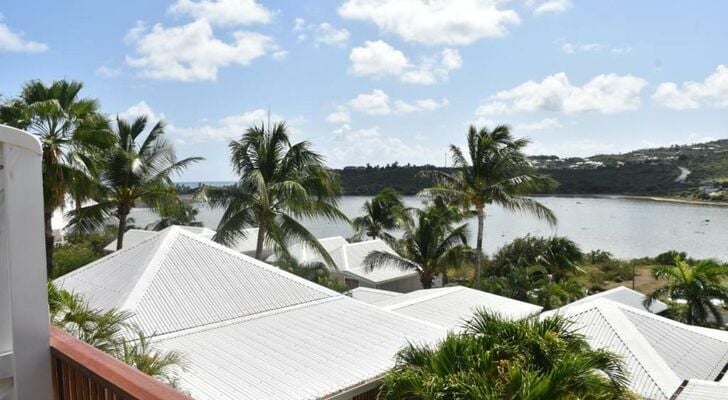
0,124 -> 52,400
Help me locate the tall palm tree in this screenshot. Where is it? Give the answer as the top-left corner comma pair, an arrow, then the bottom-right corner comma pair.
363,207 -> 468,288
0,80 -> 112,276
645,256 -> 728,326
68,116 -> 202,249
200,121 -> 347,263
423,125 -> 557,289
379,311 -> 632,400
351,188 -> 407,242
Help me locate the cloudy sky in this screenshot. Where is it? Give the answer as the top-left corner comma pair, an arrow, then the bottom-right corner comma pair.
1,0 -> 727,181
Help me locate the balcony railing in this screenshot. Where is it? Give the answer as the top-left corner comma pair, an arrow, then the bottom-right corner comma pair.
49,326 -> 191,400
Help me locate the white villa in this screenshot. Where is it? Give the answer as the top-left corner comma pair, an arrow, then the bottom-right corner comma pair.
283,237 -> 426,292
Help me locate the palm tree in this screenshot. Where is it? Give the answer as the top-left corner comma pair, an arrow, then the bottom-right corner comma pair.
118,330 -> 186,387
68,116 -> 202,249
0,80 -> 113,276
200,121 -> 347,263
363,207 -> 469,288
423,125 -> 557,289
351,188 -> 407,242
145,202 -> 203,231
379,311 -> 632,400
645,256 -> 728,326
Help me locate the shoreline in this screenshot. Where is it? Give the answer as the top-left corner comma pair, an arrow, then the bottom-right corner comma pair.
616,195 -> 728,208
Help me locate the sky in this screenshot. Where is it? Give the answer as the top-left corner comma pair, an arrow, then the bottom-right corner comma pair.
1,0 -> 727,181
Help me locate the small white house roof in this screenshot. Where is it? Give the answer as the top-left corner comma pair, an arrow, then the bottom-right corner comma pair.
674,380 -> 728,400
102,225 -> 216,252
56,227 -> 446,399
565,286 -> 669,313
347,287 -> 402,304
373,286 -> 543,330
546,299 -> 728,400
266,236 -> 349,265
330,239 -> 419,284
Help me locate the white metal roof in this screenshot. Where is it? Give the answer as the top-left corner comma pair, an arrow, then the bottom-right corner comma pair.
266,236 -> 349,265
373,286 -> 543,330
154,297 -> 444,400
330,240 -> 420,284
102,226 -> 216,252
58,227 -> 338,335
347,287 -> 402,304
56,227 -> 447,399
546,299 -> 728,400
674,380 -> 728,400
564,286 -> 669,313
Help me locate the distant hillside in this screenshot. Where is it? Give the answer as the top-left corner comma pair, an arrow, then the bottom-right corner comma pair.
334,139 -> 728,197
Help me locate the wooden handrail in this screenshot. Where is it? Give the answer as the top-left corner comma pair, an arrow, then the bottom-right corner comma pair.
49,326 -> 191,400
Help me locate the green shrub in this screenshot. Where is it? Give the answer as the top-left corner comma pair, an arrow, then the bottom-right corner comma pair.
52,244 -> 101,278
655,250 -> 688,266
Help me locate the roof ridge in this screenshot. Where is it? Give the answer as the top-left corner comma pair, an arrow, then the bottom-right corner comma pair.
57,228 -> 164,281
151,296 -> 344,341
120,227 -> 182,310
380,286 -> 465,311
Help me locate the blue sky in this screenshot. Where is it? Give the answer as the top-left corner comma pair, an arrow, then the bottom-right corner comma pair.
1,0 -> 727,181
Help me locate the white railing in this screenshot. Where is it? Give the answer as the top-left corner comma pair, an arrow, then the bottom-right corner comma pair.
0,124 -> 52,400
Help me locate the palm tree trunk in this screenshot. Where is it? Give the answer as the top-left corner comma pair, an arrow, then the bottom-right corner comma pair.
116,207 -> 129,250
421,273 -> 433,289
255,224 -> 266,260
44,210 -> 55,278
475,208 -> 485,289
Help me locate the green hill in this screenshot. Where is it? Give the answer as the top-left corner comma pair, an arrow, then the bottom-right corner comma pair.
334,139 -> 728,197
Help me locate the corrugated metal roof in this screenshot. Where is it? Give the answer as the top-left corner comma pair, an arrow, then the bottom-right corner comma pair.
373,286 -> 542,330
102,226 -> 216,252
623,307 -> 728,381
266,236 -> 349,266
674,380 -> 728,400
565,286 -> 669,313
57,227 -> 447,399
155,297 -> 445,400
58,227 -> 338,335
347,287 -> 402,304
547,298 -> 728,400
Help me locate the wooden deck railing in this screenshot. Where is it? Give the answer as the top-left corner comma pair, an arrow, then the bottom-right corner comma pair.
49,326 -> 191,400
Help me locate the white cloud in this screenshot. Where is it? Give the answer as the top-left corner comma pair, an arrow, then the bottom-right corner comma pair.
476,72 -> 648,116
516,118 -> 561,131
178,109 -> 296,141
327,125 -> 442,166
350,41 -> 462,85
168,0 -> 273,26
294,20 -> 350,47
349,40 -> 409,76
326,107 -> 351,124
528,0 -> 572,15
125,19 -> 277,81
560,41 -> 631,55
345,89 -> 449,116
350,89 -> 392,115
338,0 -> 520,45
119,101 -> 165,123
653,65 -> 728,110
313,22 -> 350,47
0,22 -> 48,53
95,65 -> 122,78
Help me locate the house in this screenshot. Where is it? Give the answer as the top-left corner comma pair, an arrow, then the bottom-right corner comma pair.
281,237 -> 427,292
102,225 -> 216,252
563,286 -> 669,314
545,299 -> 728,400
353,286 -> 543,330
55,227 -> 445,400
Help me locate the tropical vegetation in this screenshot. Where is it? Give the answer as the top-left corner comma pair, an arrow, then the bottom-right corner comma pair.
363,205 -> 469,288
422,125 -> 557,289
379,311 -> 634,400
48,283 -> 185,386
646,256 -> 728,326
351,187 -> 407,242
68,116 -> 201,249
200,122 -> 347,263
0,80 -> 113,276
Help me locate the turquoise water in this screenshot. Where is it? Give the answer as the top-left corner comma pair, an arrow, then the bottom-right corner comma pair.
130,196 -> 728,260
